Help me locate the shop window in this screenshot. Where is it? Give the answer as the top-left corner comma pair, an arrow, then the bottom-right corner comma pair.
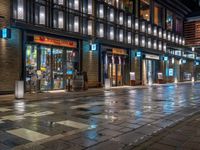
88,20 -> 93,35
154,5 -> 163,26
53,10 -> 64,29
166,10 -> 173,31
140,0 -> 150,21
26,45 -> 38,92
13,0 -> 25,20
35,4 -> 46,25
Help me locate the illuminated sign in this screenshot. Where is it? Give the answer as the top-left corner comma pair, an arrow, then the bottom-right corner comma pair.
169,68 -> 174,76
145,54 -> 160,60
136,51 -> 141,57
34,35 -> 77,48
196,61 -> 199,65
1,28 -> 11,39
90,44 -> 97,51
164,56 -> 168,61
112,48 -> 127,55
182,59 -> 186,64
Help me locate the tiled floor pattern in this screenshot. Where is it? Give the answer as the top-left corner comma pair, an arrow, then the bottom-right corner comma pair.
0,83 -> 200,149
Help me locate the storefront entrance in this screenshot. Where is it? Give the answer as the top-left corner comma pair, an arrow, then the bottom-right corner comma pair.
25,41 -> 78,92
103,48 -> 128,87
142,54 -> 160,85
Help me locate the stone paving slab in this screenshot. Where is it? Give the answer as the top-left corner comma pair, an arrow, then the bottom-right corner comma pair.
0,83 -> 199,149
133,112 -> 200,150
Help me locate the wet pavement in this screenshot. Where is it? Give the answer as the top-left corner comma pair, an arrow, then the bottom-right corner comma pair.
0,83 -> 200,150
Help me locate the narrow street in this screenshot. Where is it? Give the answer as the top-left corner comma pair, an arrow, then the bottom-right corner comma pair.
0,83 -> 200,150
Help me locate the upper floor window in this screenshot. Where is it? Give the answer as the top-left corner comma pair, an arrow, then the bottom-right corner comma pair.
176,18 -> 183,34
140,0 -> 150,21
35,4 -> 46,25
53,10 -> 64,29
83,0 -> 93,15
166,10 -> 173,31
154,4 -> 163,26
108,7 -> 114,22
69,0 -> 79,10
54,0 -> 64,5
13,0 -> 25,20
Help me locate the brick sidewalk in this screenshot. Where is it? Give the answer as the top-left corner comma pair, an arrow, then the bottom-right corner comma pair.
133,113 -> 200,150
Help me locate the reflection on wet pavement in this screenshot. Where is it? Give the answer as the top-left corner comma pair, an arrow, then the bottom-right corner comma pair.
0,83 -> 200,149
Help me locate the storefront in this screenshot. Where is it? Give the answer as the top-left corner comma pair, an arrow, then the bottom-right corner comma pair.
102,46 -> 129,86
25,35 -> 79,92
142,53 -> 160,85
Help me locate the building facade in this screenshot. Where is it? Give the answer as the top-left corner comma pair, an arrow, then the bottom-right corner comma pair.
0,0 -> 199,93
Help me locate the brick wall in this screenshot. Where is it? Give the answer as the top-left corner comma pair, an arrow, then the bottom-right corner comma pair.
0,0 -> 22,93
0,28 -> 22,93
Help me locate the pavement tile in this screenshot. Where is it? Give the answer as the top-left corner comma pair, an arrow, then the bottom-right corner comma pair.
148,143 -> 176,150
42,140 -> 83,150
85,140 -> 125,150
70,137 -> 98,147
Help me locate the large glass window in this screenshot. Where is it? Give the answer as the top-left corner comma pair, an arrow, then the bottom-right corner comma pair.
13,0 -> 25,20
40,47 -> 51,91
140,0 -> 150,21
166,10 -> 173,31
154,4 -> 163,26
69,15 -> 79,32
88,20 -> 93,35
69,0 -> 79,10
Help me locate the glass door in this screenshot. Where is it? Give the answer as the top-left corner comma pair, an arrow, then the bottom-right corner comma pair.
40,46 -> 51,91
52,48 -> 63,90
25,45 -> 38,92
